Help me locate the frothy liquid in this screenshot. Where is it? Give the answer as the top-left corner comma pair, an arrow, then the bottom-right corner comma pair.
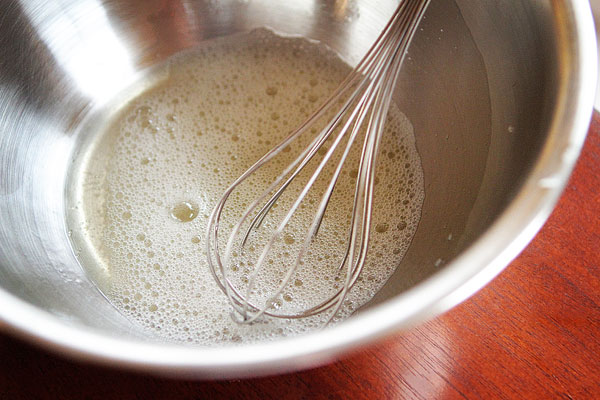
68,29 -> 424,345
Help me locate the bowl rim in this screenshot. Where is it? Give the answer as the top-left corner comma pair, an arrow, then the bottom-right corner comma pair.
0,0 -> 596,379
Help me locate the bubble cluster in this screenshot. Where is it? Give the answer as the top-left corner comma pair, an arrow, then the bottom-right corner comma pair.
69,29 -> 424,345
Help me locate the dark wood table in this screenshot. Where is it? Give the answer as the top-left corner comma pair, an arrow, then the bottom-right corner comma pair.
1,114 -> 599,399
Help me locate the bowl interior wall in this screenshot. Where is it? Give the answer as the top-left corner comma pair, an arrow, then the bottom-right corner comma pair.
0,0 -> 556,339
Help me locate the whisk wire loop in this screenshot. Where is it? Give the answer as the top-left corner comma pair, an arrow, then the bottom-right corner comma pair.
206,0 -> 430,323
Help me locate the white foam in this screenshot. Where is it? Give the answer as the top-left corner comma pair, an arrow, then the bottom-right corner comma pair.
68,29 -> 424,345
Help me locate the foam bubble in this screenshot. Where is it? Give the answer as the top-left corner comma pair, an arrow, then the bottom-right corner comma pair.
69,29 -> 424,345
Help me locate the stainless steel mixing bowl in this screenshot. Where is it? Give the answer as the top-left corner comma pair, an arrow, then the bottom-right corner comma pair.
0,0 -> 596,378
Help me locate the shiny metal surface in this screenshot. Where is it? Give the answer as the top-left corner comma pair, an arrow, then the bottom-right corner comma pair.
0,0 -> 596,378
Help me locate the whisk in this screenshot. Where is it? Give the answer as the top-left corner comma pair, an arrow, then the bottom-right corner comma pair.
206,0 -> 430,324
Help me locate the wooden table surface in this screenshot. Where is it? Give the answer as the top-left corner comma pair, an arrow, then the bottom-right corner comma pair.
1,114 -> 599,399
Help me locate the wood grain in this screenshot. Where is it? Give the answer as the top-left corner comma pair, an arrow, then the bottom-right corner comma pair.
1,114 -> 599,399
